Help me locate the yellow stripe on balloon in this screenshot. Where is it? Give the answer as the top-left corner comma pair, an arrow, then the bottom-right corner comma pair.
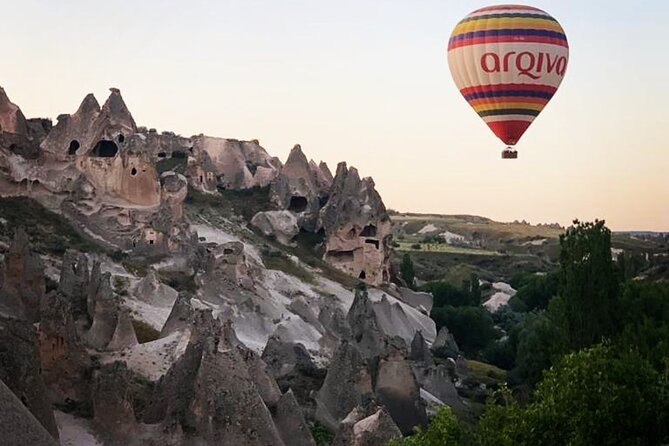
452,17 -> 564,35
472,102 -> 546,113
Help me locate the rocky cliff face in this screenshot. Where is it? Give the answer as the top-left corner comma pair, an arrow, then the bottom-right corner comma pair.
319,162 -> 392,286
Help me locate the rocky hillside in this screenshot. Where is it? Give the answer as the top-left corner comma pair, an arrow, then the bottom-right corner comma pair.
0,86 -> 471,445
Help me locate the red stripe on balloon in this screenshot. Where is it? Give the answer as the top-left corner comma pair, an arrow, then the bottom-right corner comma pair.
486,120 -> 533,146
448,35 -> 569,50
459,84 -> 557,96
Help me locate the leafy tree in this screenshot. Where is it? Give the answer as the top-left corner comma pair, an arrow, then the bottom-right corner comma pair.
513,272 -> 558,312
390,406 -> 469,446
513,312 -> 566,386
559,220 -> 621,350
423,281 -> 478,307
477,344 -> 669,446
400,253 -> 416,289
431,306 -> 498,356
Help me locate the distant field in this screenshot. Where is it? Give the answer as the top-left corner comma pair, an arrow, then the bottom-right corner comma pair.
395,241 -> 502,256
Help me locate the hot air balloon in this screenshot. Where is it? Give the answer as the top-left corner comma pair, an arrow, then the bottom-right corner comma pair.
447,4 -> 569,158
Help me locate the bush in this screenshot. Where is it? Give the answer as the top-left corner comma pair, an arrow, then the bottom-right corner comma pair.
422,281 -> 478,307
431,306 -> 498,357
390,406 -> 469,446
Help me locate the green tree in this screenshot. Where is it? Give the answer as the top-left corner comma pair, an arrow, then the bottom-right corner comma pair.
513,271 -> 558,312
400,253 -> 416,289
477,344 -> 669,446
513,312 -> 566,386
431,306 -> 498,356
390,406 -> 469,446
559,220 -> 621,350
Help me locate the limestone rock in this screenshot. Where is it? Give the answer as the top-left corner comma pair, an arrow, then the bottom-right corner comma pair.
0,228 -> 45,322
274,389 -> 316,446
251,210 -> 300,245
270,145 -> 324,231
0,314 -> 59,439
0,379 -> 59,446
319,162 -> 392,285
331,405 -> 402,446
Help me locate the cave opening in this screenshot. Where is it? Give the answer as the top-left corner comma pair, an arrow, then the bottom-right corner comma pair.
361,225 -> 377,237
365,239 -> 380,249
130,167 -> 138,176
358,271 -> 367,280
68,140 -> 80,155
118,134 -> 125,143
157,152 -> 166,158
288,196 -> 308,213
91,140 -> 119,157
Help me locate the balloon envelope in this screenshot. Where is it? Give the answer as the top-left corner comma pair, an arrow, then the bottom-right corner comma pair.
447,4 -> 569,146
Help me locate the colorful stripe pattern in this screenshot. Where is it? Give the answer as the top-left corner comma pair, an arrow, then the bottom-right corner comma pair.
447,4 -> 569,146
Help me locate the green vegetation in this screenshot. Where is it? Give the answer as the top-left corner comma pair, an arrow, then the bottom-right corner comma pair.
309,421 -> 334,446
0,196 -> 106,255
431,306 -> 498,357
396,219 -> 669,445
186,186 -> 271,221
156,156 -> 187,174
391,406 -> 470,446
262,249 -> 315,284
400,253 -> 416,289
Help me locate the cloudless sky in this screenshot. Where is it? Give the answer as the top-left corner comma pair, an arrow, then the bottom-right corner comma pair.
2,0 -> 668,230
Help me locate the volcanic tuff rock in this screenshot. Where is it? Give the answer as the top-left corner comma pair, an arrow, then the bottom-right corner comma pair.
331,405 -> 402,446
432,325 -> 461,359
92,361 -> 137,433
270,144 -> 327,231
0,378 -> 59,446
319,162 -> 392,285
251,210 -> 300,245
273,389 -> 317,446
190,135 -> 282,190
409,330 -> 433,364
347,286 -> 387,359
0,86 -> 28,135
0,314 -> 59,439
0,228 -> 45,322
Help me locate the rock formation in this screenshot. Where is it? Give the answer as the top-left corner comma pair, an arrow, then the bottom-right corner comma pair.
107,310 -> 139,350
331,405 -> 402,446
319,162 -> 392,285
270,145 -> 327,231
273,389 -> 317,446
0,378 -> 59,446
251,210 -> 300,245
0,87 -> 28,135
347,286 -> 386,359
190,135 -> 281,190
432,326 -> 461,359
92,361 -> 137,433
0,314 -> 59,439
0,228 -> 45,322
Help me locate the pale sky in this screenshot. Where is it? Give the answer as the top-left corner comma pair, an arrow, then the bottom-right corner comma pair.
2,0 -> 668,230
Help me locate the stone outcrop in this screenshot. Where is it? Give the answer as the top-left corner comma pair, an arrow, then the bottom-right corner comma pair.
315,341 -> 374,431
202,241 -> 256,289
92,361 -> 137,434
145,313 -> 286,445
85,269 -> 121,349
133,269 -> 178,307
319,162 -> 392,285
41,88 -> 135,160
0,314 -> 59,439
270,145 -> 327,231
107,310 -> 139,351
261,336 -> 325,407
347,287 -> 386,359
190,135 -> 281,190
0,379 -> 59,446
0,86 -> 28,135
273,389 -> 316,446
0,228 -> 45,322
432,326 -> 460,359
409,330 -> 433,364
251,210 -> 300,245
373,337 -> 428,434
331,405 -> 402,446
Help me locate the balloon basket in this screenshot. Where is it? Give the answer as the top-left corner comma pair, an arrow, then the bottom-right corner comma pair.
502,148 -> 518,159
